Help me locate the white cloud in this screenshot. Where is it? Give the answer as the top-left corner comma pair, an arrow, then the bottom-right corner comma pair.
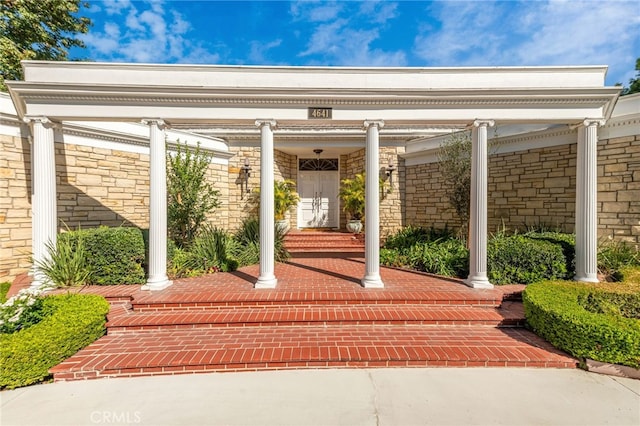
413,0 -> 640,84
294,1 -> 407,66
248,39 -> 283,64
82,0 -> 220,64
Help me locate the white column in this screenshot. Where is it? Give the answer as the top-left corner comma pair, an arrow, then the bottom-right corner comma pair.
466,119 -> 495,289
255,119 -> 278,289
24,116 -> 57,289
141,119 -> 172,290
362,120 -> 384,288
575,119 -> 604,282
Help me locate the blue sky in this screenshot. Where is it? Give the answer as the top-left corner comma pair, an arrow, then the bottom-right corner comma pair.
71,0 -> 640,86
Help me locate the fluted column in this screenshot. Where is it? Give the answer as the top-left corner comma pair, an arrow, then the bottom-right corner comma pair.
24,116 -> 57,289
362,120 -> 384,288
141,119 -> 172,290
575,119 -> 604,282
255,119 -> 278,288
466,119 -> 495,289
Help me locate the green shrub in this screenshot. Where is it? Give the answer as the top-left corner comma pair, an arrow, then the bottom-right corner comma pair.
523,280 -> 640,369
488,234 -> 567,284
380,248 -> 408,268
0,282 -> 10,303
232,218 -> 289,267
598,240 -> 640,281
383,225 -> 454,250
167,140 -> 221,248
35,233 -> 93,287
408,239 -> 469,277
167,247 -> 203,279
189,226 -> 239,273
525,232 -> 575,278
0,294 -> 110,389
64,227 -> 146,285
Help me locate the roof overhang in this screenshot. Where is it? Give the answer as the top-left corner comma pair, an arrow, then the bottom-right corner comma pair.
7,61 -> 621,134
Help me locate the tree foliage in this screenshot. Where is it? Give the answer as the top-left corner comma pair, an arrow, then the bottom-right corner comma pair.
0,0 -> 91,91
167,141 -> 220,248
438,131 -> 472,228
620,57 -> 640,96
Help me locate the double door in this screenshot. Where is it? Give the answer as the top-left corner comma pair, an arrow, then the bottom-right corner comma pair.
298,171 -> 339,228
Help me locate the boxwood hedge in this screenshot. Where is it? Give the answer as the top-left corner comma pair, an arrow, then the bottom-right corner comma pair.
488,235 -> 568,284
523,278 -> 640,369
0,294 -> 110,389
62,227 -> 146,285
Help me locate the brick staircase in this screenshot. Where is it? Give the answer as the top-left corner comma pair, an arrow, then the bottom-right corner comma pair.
284,231 -> 364,256
49,259 -> 576,382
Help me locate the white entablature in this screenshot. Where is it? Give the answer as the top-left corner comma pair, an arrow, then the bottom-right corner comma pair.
8,61 -> 619,127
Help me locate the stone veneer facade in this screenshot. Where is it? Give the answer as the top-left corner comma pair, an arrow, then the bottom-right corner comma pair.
0,132 -> 229,282
1,129 -> 638,283
404,133 -> 640,243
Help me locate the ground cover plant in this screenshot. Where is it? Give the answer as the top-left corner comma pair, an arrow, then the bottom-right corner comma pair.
0,293 -> 109,389
523,267 -> 640,369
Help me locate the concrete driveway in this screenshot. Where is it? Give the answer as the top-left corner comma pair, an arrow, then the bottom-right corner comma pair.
2,368 -> 639,426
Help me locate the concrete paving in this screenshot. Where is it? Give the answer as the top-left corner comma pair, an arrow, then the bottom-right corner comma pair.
1,368 -> 638,426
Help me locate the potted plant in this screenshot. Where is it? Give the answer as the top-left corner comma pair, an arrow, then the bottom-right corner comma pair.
273,179 -> 300,234
339,173 -> 365,234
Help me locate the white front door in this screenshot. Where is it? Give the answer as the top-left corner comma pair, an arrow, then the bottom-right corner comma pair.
298,171 -> 339,228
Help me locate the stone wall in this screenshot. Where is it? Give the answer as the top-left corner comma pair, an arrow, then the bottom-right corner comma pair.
0,133 -> 32,282
405,134 -> 640,243
341,147 -> 404,235
1,134 -> 229,282
598,134 -> 640,243
227,147 -> 297,231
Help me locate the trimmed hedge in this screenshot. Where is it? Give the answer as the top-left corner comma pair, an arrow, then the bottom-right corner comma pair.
63,227 -> 146,285
0,282 -> 10,303
488,235 -> 567,284
523,280 -> 640,369
0,294 -> 110,389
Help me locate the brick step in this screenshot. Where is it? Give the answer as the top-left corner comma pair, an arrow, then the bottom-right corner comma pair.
131,291 -> 502,311
106,303 -> 525,333
287,247 -> 365,253
50,325 -> 577,381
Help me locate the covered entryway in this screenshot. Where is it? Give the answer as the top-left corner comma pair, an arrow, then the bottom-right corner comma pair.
6,61 -> 620,290
297,158 -> 340,228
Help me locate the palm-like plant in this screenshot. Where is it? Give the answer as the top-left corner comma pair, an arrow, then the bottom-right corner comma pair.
339,173 -> 365,220
274,180 -> 300,221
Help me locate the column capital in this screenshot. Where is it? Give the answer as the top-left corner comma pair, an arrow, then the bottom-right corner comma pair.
141,118 -> 167,129
23,116 -> 56,128
473,119 -> 495,128
364,119 -> 384,130
583,118 -> 606,128
255,119 -> 277,129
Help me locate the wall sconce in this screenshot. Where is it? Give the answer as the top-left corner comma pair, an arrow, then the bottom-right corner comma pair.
385,161 -> 396,186
240,158 -> 252,194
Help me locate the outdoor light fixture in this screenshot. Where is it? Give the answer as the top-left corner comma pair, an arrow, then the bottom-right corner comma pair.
313,148 -> 323,157
385,161 -> 396,186
240,157 -> 252,194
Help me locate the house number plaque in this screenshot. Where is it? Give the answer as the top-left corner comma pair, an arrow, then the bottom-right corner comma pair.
308,107 -> 332,119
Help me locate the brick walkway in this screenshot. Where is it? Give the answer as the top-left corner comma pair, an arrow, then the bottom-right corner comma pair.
49,257 -> 576,381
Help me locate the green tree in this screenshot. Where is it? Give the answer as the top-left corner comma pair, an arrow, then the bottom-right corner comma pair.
0,0 -> 91,91
620,57 -> 640,96
167,141 -> 221,248
438,131 -> 472,231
